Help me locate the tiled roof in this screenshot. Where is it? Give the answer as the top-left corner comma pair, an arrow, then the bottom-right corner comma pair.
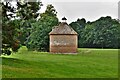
49,22 -> 77,35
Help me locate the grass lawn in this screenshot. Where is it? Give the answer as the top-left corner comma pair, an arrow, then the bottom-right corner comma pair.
1,46 -> 118,78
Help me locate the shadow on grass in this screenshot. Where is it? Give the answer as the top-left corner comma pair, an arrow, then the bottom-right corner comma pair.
2,57 -> 24,63
2,57 -> 31,68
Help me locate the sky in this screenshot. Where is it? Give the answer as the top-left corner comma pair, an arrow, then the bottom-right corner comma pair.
41,0 -> 120,23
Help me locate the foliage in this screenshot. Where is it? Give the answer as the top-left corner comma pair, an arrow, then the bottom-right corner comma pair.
2,2 -> 20,55
26,4 -> 59,51
16,1 -> 42,45
91,17 -> 120,48
1,1 -> 43,55
70,16 -> 120,48
69,18 -> 86,47
17,1 -> 42,20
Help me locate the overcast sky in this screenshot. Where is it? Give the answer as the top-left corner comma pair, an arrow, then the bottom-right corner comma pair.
41,0 -> 120,23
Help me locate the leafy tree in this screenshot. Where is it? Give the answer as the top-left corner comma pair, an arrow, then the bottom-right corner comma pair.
70,16 -> 120,48
69,18 -> 86,47
82,24 -> 95,47
16,1 -> 43,45
83,16 -> 120,48
2,2 -> 20,55
91,16 -> 120,48
17,1 -> 42,20
1,1 -> 43,55
26,4 -> 59,51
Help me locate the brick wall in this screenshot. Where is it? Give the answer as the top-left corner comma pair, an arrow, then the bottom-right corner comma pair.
50,34 -> 78,53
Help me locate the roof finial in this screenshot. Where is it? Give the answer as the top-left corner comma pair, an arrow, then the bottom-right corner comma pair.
62,17 -> 67,22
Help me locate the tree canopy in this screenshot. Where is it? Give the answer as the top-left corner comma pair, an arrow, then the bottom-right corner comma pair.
70,16 -> 120,48
16,1 -> 42,45
1,1 -> 42,55
2,2 -> 20,55
25,4 -> 59,51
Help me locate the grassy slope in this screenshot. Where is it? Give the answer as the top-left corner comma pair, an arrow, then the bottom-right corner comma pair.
2,47 -> 118,78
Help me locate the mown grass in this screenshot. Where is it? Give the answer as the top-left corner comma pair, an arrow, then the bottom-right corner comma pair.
1,46 -> 118,78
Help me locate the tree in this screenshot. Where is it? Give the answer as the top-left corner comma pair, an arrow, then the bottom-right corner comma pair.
26,4 -> 59,51
83,16 -> 120,48
2,2 -> 20,55
1,1 -> 43,55
82,24 -> 95,47
69,18 -> 86,47
69,16 -> 120,48
16,1 -> 43,45
92,16 -> 120,48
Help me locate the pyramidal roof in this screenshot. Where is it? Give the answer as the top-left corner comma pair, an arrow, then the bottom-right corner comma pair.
49,22 -> 77,35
